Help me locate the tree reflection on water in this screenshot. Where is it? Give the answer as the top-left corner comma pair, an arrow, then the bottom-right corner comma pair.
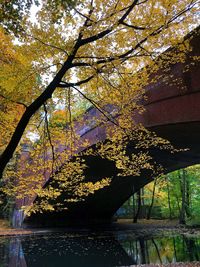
0,232 -> 199,266
119,235 -> 200,265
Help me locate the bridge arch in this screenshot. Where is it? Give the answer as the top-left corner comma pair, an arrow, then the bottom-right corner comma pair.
15,28 -> 200,227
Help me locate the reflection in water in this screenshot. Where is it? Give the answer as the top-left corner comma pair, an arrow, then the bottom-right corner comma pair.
119,235 -> 200,265
0,232 -> 199,266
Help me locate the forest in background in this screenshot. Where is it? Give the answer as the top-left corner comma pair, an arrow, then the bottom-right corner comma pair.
118,164 -> 200,226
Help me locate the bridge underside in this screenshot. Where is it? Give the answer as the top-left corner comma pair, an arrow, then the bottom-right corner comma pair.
24,121 -> 200,227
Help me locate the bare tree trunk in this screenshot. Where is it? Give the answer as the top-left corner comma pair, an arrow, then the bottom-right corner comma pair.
133,189 -> 141,223
132,194 -> 136,219
179,169 -> 186,224
185,171 -> 191,218
166,175 -> 172,220
174,193 -> 181,215
132,185 -> 136,220
141,187 -> 145,206
146,178 -> 157,220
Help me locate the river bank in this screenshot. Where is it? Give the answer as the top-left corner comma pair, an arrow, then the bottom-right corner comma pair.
0,219 -> 199,237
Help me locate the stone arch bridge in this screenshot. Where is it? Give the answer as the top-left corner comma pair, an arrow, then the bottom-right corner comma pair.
14,28 -> 200,227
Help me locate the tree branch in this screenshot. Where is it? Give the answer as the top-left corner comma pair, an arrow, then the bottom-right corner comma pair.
0,93 -> 27,108
136,0 -> 149,5
79,0 -> 139,46
73,0 -> 94,27
15,63 -> 62,89
67,88 -> 76,156
120,21 -> 146,30
59,74 -> 96,87
26,34 -> 68,55
43,103 -> 55,173
71,85 -> 119,127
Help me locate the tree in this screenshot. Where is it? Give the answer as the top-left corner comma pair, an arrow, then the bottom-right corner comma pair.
179,169 -> 187,224
0,27 -> 35,152
0,0 -> 76,35
0,0 -> 199,213
133,189 -> 141,223
165,174 -> 172,220
146,177 -> 157,220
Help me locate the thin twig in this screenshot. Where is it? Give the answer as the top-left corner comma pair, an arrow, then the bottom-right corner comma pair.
59,73 -> 96,87
67,88 -> 76,156
121,21 -> 146,30
71,85 -> 119,127
15,63 -> 62,89
0,93 -> 27,108
26,34 -> 68,55
43,103 -> 55,174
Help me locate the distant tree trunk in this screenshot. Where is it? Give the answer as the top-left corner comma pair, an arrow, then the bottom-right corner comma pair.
133,189 -> 141,223
166,175 -> 172,220
146,178 -> 157,220
132,194 -> 136,219
174,193 -> 181,215
132,185 -> 136,219
179,169 -> 186,224
185,173 -> 191,218
141,187 -> 145,218
141,187 -> 145,206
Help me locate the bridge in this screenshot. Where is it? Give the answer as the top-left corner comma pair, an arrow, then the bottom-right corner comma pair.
13,27 -> 200,227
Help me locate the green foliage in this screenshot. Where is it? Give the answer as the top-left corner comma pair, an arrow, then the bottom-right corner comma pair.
164,166 -> 200,221
43,0 -> 77,23
0,0 -> 76,35
0,0 -> 38,34
118,164 -> 200,223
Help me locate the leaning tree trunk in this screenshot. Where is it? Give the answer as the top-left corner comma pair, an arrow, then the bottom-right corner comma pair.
179,169 -> 186,224
166,175 -> 172,220
146,178 -> 157,220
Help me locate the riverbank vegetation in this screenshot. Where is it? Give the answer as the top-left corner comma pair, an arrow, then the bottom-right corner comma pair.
117,164 -> 200,227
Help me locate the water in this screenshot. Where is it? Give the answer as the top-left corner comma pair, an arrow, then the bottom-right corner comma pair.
0,230 -> 200,266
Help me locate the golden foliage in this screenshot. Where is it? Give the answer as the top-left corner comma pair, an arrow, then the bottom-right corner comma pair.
0,0 -> 199,215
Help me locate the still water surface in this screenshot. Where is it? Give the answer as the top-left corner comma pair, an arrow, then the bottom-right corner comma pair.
0,230 -> 200,266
